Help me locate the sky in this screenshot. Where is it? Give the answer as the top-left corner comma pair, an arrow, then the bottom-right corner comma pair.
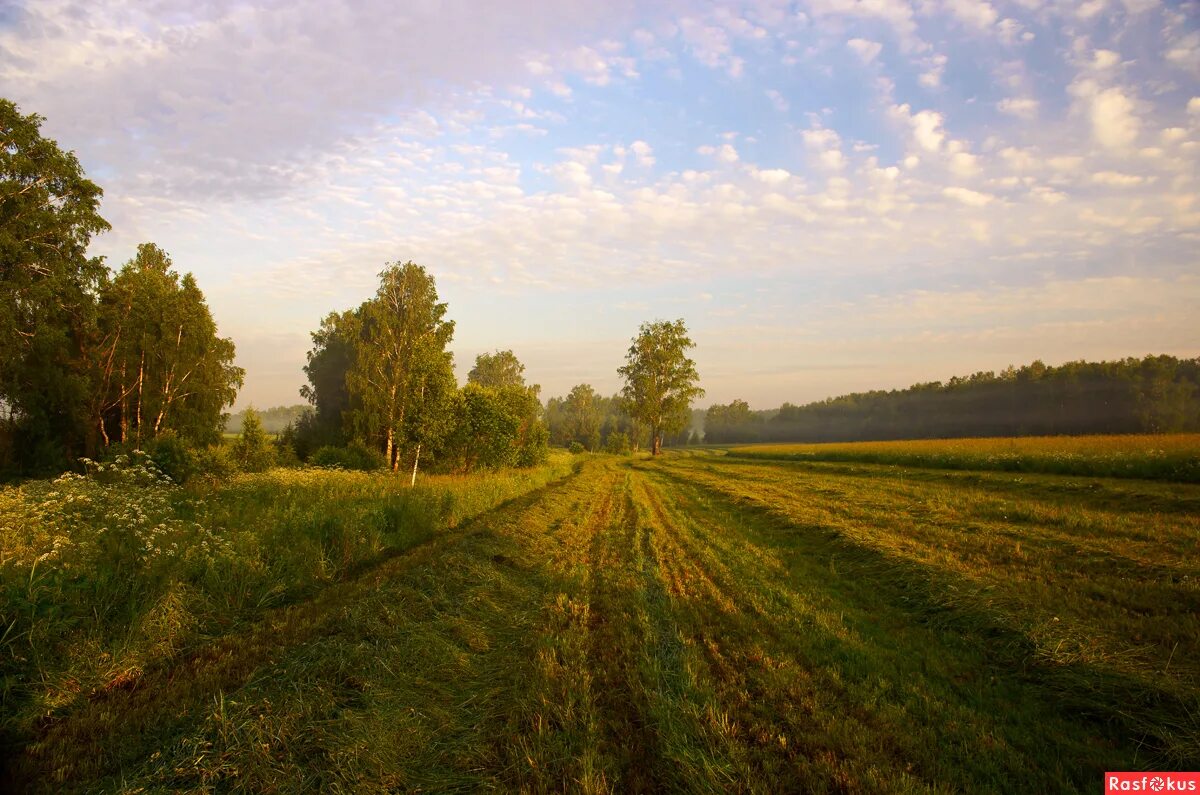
3,0 -> 1198,410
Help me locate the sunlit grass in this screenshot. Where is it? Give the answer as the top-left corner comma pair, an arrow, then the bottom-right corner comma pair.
3,447 -> 1197,791
0,452 -> 575,760
727,433 -> 1200,481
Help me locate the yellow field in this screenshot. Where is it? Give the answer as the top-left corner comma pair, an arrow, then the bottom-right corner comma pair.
727,433 -> 1200,482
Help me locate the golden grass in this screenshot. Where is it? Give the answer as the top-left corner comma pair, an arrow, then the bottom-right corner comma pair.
727,433 -> 1200,481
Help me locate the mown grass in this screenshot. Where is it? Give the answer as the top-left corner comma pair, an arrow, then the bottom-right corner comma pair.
727,433 -> 1200,482
3,445 -> 1197,791
0,452 -> 575,766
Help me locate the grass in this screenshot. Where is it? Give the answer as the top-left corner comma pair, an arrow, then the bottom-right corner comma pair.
725,433 -> 1200,482
2,438 -> 1197,791
0,452 -> 576,766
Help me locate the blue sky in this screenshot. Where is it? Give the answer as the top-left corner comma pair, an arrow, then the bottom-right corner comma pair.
4,0 -> 1198,408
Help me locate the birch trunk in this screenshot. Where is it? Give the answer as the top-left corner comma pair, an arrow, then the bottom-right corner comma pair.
410,443 -> 421,487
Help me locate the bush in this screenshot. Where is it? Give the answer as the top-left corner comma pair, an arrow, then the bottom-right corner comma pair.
192,444 -> 240,481
312,442 -> 386,471
145,430 -> 195,483
273,437 -> 302,468
233,408 -> 276,473
567,441 -> 586,454
279,409 -> 344,462
604,431 -> 631,456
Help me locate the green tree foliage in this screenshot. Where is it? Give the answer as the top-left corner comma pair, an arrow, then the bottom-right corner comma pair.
0,100 -> 241,474
94,244 -> 242,448
233,407 -> 276,472
441,352 -> 547,472
0,99 -> 111,469
705,399 -> 763,443
564,384 -> 601,451
299,310 -> 356,441
618,319 -> 705,455
346,262 -> 456,481
604,430 -> 631,455
467,349 -> 528,389
544,388 -> 640,451
706,356 -> 1200,444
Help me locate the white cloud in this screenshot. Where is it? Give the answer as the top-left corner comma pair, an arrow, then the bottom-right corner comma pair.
1092,171 -> 1149,186
997,18 -> 1029,46
997,97 -> 1038,119
1190,97 -> 1200,116
943,186 -> 995,206
805,0 -> 923,52
1030,186 -> 1067,204
630,140 -> 655,167
944,0 -> 999,30
919,54 -> 948,88
1165,32 -> 1200,74
1072,82 -> 1141,149
752,168 -> 793,184
912,110 -> 946,152
765,89 -> 790,112
1092,50 -> 1121,70
846,38 -> 883,64
950,151 -> 980,176
802,126 -> 846,170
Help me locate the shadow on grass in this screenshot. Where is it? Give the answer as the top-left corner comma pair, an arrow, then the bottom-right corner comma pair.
646,463 -> 1200,779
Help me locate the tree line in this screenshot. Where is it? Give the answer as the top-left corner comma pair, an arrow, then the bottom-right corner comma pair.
2,96 -> 705,479
287,269 -> 705,478
704,355 -> 1200,444
1,100 -> 241,475
286,263 -> 547,482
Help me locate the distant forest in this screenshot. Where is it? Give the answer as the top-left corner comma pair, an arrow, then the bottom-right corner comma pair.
704,355 -> 1200,444
225,405 -> 308,434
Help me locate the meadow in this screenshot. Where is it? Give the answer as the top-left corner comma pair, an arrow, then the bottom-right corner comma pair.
727,433 -> 1200,482
1,436 -> 1198,792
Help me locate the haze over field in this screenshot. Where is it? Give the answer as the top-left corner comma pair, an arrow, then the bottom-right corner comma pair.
3,0 -> 1198,408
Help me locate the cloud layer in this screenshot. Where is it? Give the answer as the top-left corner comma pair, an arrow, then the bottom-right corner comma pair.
4,0 -> 1198,407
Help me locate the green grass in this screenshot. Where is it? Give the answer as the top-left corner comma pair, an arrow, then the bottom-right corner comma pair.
2,441 -> 1197,791
726,433 -> 1200,482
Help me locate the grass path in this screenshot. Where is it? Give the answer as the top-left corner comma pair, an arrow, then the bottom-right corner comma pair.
6,454 -> 1197,792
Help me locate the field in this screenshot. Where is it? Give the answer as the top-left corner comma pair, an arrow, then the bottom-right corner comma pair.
2,437 -> 1198,792
727,433 -> 1200,482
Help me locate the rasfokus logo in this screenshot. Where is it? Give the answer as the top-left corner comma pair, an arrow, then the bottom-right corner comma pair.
1106,772 -> 1200,793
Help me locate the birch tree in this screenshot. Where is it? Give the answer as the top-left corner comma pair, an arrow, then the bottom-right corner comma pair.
348,262 -> 455,481
95,244 -> 242,446
617,319 -> 704,456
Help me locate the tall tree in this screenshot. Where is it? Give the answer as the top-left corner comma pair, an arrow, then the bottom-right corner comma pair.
95,243 -> 242,447
298,308 -> 357,447
564,383 -> 601,451
468,349 -> 527,389
0,98 -> 110,469
618,319 -> 704,456
347,262 -> 456,478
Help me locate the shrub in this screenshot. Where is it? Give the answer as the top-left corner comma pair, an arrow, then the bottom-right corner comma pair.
273,437 -> 302,468
311,442 -> 386,471
233,408 -> 276,473
145,430 -> 195,483
567,441 -> 586,454
604,431 -> 631,456
345,440 -> 387,471
192,444 -> 240,481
